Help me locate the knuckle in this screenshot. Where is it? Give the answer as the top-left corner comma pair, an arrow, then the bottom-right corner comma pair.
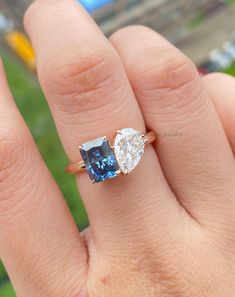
138,51 -> 198,92
40,47 -> 123,114
165,55 -> 199,90
112,24 -> 202,110
133,49 -> 203,112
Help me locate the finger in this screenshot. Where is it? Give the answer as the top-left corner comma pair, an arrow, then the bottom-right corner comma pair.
24,0 -> 181,254
203,73 -> 235,155
0,60 -> 87,297
110,26 -> 235,226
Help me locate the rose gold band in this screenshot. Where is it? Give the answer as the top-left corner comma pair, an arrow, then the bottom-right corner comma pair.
65,131 -> 157,175
66,160 -> 86,174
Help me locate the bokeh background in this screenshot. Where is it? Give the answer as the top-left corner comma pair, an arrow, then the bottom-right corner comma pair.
0,0 -> 235,296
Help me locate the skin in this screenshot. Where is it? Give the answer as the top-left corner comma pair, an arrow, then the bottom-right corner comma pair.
0,0 -> 235,296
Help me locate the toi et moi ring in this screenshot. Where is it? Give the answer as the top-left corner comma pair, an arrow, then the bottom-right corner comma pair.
66,128 -> 157,183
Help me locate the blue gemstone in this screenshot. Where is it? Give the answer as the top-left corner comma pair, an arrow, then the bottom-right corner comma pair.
80,137 -> 120,183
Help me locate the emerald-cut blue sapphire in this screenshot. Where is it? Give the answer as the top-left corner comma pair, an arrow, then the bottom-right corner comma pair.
80,137 -> 120,183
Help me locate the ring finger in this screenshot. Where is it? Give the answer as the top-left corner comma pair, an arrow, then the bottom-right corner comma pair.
24,0 -> 180,256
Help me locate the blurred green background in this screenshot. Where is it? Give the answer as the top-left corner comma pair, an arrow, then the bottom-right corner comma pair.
1,0 -> 235,296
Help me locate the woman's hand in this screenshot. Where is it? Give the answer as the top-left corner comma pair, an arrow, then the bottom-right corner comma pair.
0,1 -> 235,296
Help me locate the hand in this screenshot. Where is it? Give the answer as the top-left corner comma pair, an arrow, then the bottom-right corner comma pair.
0,1 -> 235,296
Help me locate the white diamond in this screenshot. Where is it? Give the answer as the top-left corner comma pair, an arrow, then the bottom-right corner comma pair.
114,128 -> 145,174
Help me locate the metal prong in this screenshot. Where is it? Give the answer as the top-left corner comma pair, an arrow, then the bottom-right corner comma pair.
116,169 -> 122,176
91,179 -> 96,184
65,160 -> 86,174
117,130 -> 122,135
122,171 -> 129,176
141,134 -> 148,144
108,139 -> 115,150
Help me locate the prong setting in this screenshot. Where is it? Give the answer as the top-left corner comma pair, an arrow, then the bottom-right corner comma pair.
116,169 -> 122,176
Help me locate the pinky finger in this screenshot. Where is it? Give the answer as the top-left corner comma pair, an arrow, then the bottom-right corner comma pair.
204,73 -> 235,156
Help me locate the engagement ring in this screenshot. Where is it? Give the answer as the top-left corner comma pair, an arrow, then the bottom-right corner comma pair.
66,128 -> 156,183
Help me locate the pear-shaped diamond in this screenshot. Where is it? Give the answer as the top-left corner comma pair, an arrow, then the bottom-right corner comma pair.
114,128 -> 145,174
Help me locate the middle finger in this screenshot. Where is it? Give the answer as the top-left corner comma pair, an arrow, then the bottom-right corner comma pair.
110,26 -> 235,227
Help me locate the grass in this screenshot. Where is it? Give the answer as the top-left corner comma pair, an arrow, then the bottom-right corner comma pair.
187,13 -> 204,29
0,52 -> 88,296
0,262 -> 6,281
224,64 -> 235,76
0,282 -> 16,297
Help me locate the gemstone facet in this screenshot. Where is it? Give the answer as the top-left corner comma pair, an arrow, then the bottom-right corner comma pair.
114,128 -> 145,174
80,137 -> 120,183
